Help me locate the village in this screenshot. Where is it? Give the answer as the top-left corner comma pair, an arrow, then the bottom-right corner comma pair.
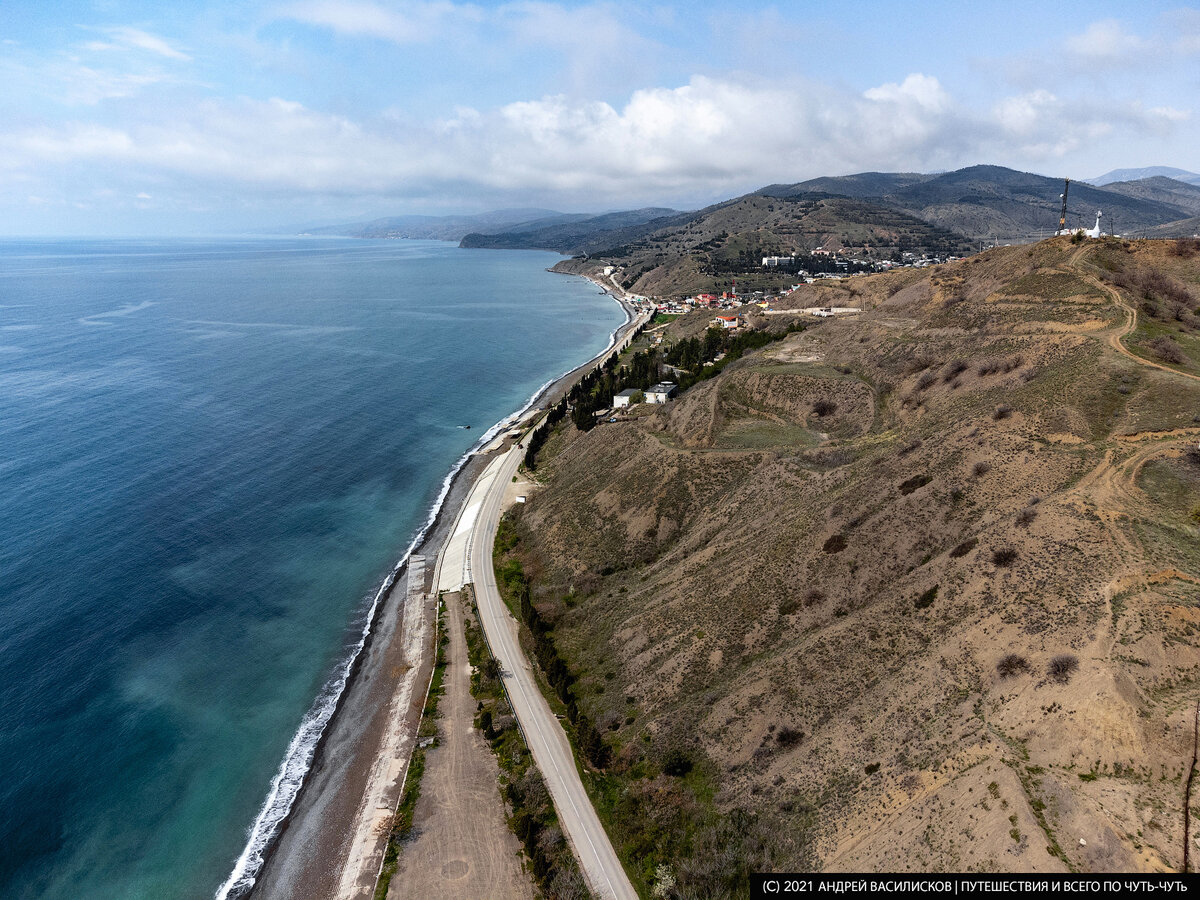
614,247 -> 965,320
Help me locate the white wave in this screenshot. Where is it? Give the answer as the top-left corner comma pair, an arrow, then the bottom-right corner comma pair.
78,300 -> 156,326
216,275 -> 633,899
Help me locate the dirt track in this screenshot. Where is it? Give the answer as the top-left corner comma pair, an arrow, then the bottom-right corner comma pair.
1067,245 -> 1200,384
387,590 -> 532,900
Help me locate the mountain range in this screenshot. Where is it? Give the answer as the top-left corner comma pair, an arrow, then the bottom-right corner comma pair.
1088,166 -> 1200,187
301,165 -> 1200,299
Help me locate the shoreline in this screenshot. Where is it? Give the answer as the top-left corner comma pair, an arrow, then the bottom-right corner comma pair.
223,273 -> 641,900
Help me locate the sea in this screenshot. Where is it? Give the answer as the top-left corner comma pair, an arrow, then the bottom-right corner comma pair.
0,236 -> 624,900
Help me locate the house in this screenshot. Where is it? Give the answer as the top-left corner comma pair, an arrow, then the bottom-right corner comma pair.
712,315 -> 742,329
612,388 -> 641,408
645,382 -> 677,404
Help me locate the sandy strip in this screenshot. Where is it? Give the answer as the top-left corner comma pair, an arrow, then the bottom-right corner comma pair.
333,555 -> 431,900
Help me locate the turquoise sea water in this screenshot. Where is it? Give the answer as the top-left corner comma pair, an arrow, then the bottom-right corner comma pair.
0,237 -> 623,900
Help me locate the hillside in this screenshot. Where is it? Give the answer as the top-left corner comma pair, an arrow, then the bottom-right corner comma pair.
305,208 -> 563,240
551,194 -> 974,297
504,236 -> 1200,887
1099,177 -> 1200,219
763,165 -> 1195,241
459,207 -> 681,252
1091,167 -> 1200,188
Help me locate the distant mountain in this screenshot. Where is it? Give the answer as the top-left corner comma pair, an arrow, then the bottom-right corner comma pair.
758,171 -> 934,200
304,208 -> 563,240
758,164 -> 1191,240
1088,166 -> 1200,187
460,208 -> 681,252
1099,177 -> 1200,218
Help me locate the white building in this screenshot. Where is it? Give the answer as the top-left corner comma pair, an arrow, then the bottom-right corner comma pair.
645,382 -> 677,404
612,388 -> 641,408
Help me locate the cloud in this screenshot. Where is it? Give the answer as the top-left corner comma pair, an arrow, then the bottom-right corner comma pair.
281,0 -> 479,43
100,27 -> 192,61
1065,19 -> 1148,62
0,68 -> 1192,216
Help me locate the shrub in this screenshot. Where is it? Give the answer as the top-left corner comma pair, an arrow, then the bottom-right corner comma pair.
661,748 -> 693,777
823,534 -> 848,554
996,654 -> 1030,678
1148,336 -> 1187,365
899,474 -> 932,495
1170,238 -> 1200,258
915,371 -> 938,391
904,355 -> 937,375
972,461 -> 992,477
864,762 -> 881,774
775,726 -> 804,748
481,657 -> 502,681
942,359 -> 968,382
949,537 -> 977,558
993,404 -> 1014,420
812,399 -> 838,417
992,547 -> 1019,567
914,585 -> 939,609
1048,654 -> 1079,683
1015,507 -> 1037,527
803,589 -> 825,607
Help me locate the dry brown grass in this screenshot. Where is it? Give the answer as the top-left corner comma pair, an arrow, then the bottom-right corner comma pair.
511,237 -> 1200,877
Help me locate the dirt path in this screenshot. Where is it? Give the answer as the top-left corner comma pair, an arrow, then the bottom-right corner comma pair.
1065,249 -> 1200,384
1062,435 -> 1198,656
387,590 -> 532,900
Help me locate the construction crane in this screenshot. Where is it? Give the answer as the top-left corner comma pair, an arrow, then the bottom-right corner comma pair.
1057,178 -> 1070,234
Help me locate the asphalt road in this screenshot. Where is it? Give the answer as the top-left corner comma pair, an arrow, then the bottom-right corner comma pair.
468,443 -> 639,900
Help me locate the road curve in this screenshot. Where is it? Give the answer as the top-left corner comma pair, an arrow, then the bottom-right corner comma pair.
467,444 -> 638,900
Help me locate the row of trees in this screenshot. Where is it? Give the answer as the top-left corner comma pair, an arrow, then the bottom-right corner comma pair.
666,323 -> 807,392
524,320 -> 656,468
526,321 -> 807,469
496,553 -> 611,769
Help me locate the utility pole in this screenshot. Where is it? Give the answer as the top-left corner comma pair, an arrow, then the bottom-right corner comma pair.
1058,178 -> 1071,234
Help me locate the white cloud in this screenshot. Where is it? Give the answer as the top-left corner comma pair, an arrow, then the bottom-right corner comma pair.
101,27 -> 192,61
863,73 -> 949,112
994,90 -> 1058,136
0,68 -> 1193,216
281,0 -> 480,43
1064,19 -> 1148,63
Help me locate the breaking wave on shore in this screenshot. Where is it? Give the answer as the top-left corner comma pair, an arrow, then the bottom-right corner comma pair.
214,278 -> 631,900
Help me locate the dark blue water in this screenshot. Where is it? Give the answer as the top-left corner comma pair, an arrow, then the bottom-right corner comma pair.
0,237 -> 623,900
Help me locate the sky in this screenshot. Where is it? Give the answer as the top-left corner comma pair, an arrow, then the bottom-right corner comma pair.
2,0 -> 1200,234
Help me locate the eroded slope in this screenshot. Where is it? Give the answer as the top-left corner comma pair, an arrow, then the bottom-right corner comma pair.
510,237 -> 1200,884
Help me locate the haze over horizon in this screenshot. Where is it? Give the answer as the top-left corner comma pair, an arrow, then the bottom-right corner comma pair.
4,0 -> 1200,235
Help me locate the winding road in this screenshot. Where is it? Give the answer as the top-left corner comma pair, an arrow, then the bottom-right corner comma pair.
458,443 -> 638,900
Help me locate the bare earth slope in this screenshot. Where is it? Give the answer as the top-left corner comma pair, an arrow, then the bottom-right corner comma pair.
509,237 -> 1200,881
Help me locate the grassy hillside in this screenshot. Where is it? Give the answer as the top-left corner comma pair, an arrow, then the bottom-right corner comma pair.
553,195 -> 973,298
504,236 -> 1200,886
765,166 -> 1198,241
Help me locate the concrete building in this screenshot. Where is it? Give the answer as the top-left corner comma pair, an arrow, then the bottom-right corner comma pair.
612,388 -> 641,408
645,382 -> 677,404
